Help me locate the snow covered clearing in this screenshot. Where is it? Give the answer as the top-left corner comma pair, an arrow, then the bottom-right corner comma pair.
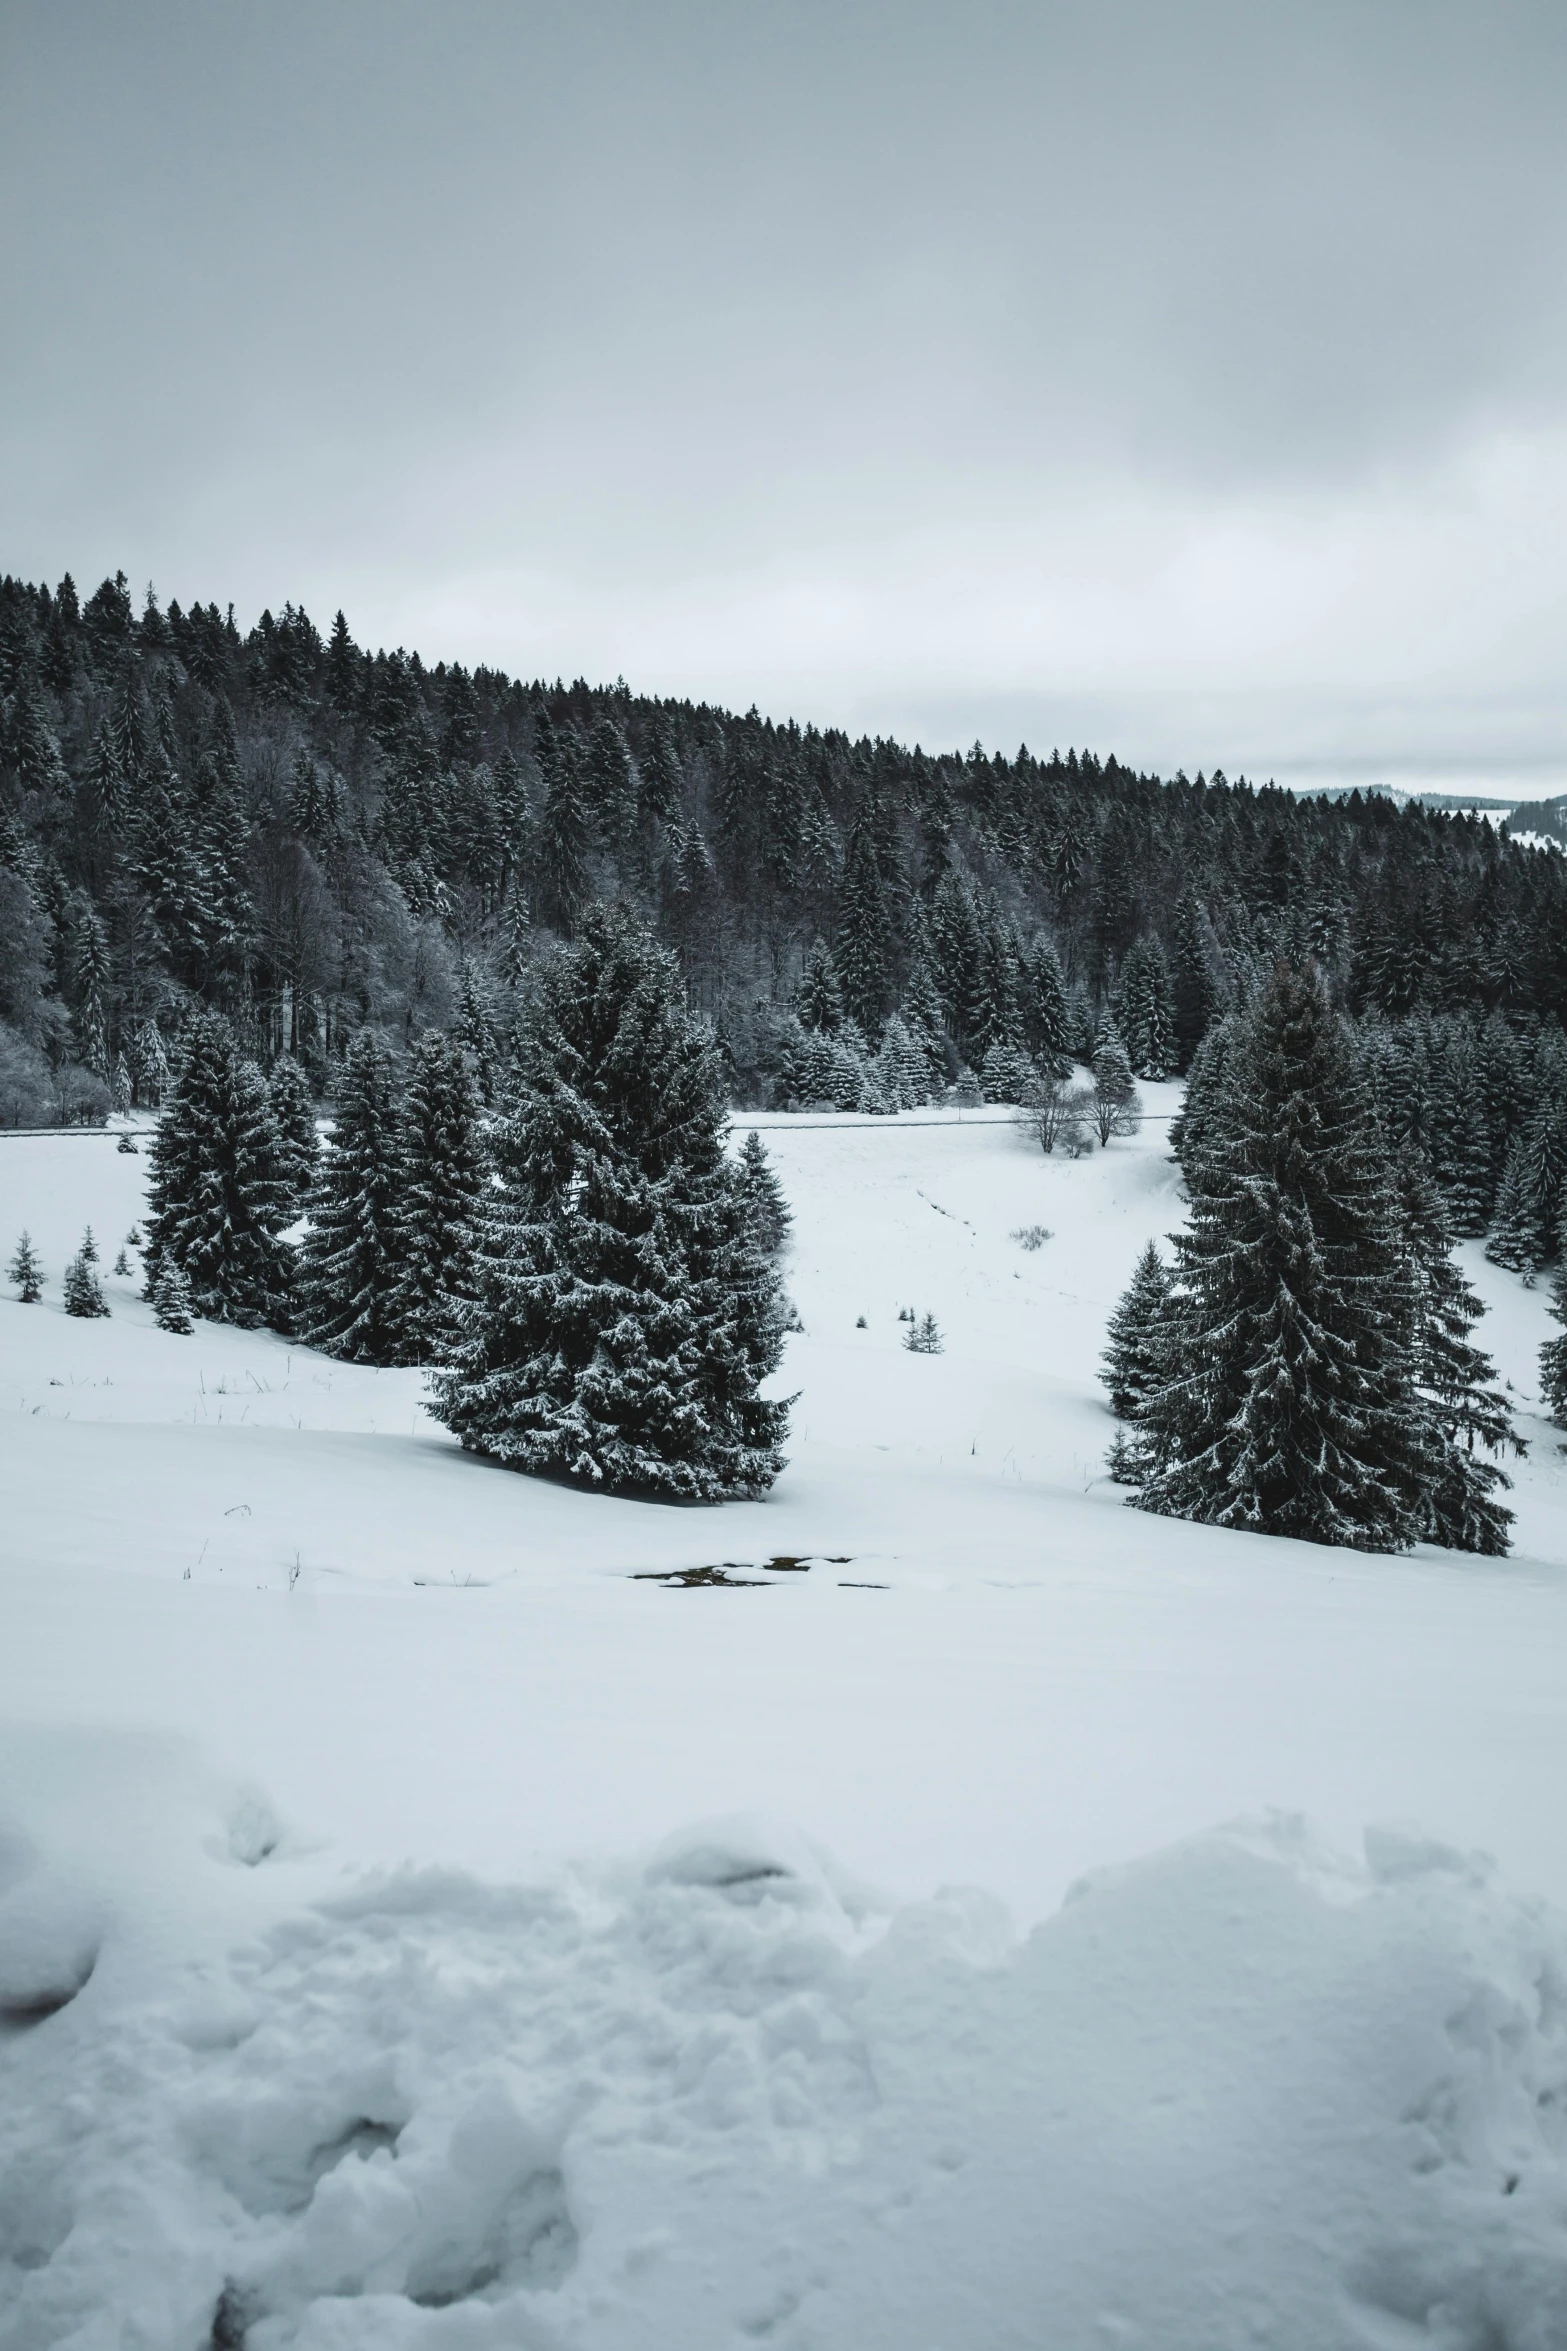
4,1102 -> 1567,2344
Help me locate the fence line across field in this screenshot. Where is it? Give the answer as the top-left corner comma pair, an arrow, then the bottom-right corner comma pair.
0,1109 -> 1182,1141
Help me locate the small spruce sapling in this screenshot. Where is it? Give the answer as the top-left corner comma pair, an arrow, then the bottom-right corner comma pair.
152,1259 -> 195,1334
8,1232 -> 43,1302
117,1129 -> 138,1155
113,1247 -> 130,1275
735,1130 -> 791,1259
904,1311 -> 944,1354
79,1225 -> 98,1264
63,1241 -> 109,1318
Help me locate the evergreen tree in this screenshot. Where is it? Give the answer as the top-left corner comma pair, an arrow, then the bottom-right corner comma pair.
796,937 -> 845,1033
835,810 -> 893,1036
7,1231 -> 42,1302
79,1224 -> 98,1264
535,725 -> 593,933
1090,1021 -> 1141,1145
455,965 -> 501,1104
143,1011 -> 294,1327
63,1241 -> 109,1318
1021,934 -> 1071,1072
734,1129 -> 791,1258
904,1311 -> 944,1354
1485,1093 -> 1567,1277
1134,960 -> 1432,1552
151,1259 -> 195,1334
135,1021 -> 172,1108
389,1030 -> 487,1362
297,1030 -> 406,1362
1396,1151 -> 1519,1555
1114,934 -> 1177,1081
431,905 -> 789,1498
1101,1242 -> 1171,1420
267,1054 -> 319,1216
1542,1259 -> 1567,1429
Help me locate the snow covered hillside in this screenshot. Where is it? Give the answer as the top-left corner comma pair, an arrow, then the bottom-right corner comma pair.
4,1103 -> 1567,2345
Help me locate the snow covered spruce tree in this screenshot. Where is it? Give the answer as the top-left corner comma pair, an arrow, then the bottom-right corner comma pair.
734,1128 -> 791,1259
1133,960 -> 1435,1552
1540,1255 -> 1567,1430
1101,1241 -> 1171,1421
151,1259 -> 195,1334
267,1054 -> 319,1219
430,903 -> 789,1498
1395,1149 -> 1520,1554
63,1236 -> 109,1318
297,1030 -> 406,1362
389,1029 -> 488,1363
8,1231 -> 43,1301
143,1011 -> 295,1327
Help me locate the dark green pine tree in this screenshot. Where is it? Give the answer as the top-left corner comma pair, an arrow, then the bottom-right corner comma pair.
1485,1096 -> 1567,1278
1171,893 -> 1218,1068
390,1030 -> 488,1363
297,1031 -> 406,1363
1440,1084 -> 1495,1240
1115,934 -> 1177,1081
431,904 -> 789,1499
143,1012 -> 295,1328
1101,1241 -> 1171,1420
267,1055 -> 319,1218
1021,933 -> 1071,1072
1395,1151 -> 1520,1555
834,810 -> 893,1037
797,937 -> 845,1033
1134,960 -> 1432,1552
455,965 -> 501,1105
1541,1252 -> 1567,1429
586,716 -> 637,849
734,1129 -> 791,1259
1169,1013 -> 1236,1180
535,724 -> 594,934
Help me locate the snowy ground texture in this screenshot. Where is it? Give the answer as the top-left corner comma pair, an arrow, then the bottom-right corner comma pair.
5,1099 -> 1567,2346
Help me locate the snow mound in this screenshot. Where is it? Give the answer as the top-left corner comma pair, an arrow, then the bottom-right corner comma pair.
4,1793 -> 1567,2350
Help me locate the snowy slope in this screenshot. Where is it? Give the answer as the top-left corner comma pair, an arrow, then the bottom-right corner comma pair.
3,1106 -> 1567,2344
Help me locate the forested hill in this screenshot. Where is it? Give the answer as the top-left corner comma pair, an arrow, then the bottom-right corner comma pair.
2,566 -> 1565,1133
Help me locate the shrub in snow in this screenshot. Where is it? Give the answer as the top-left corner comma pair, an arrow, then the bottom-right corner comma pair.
116,1128 -> 137,1154
143,1010 -> 295,1328
948,1068 -> 983,1108
113,1247 -> 130,1276
152,1260 -> 195,1335
1025,1071 -> 1095,1156
904,1311 -> 944,1354
1011,1224 -> 1052,1251
7,1230 -> 43,1301
63,1244 -> 109,1318
431,904 -> 790,1500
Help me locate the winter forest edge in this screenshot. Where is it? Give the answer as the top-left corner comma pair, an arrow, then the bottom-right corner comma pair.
3,564 -> 1565,1542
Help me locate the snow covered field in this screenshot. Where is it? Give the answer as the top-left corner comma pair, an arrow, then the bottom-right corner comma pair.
4,1102 -> 1567,2345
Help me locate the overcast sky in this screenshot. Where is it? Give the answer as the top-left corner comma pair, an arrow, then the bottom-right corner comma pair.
4,1 -> 1566,790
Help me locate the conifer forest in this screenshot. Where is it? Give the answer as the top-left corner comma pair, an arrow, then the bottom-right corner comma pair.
6,561 -> 1567,1527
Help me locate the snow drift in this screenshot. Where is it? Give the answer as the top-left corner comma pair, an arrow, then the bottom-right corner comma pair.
2,1743 -> 1565,2351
